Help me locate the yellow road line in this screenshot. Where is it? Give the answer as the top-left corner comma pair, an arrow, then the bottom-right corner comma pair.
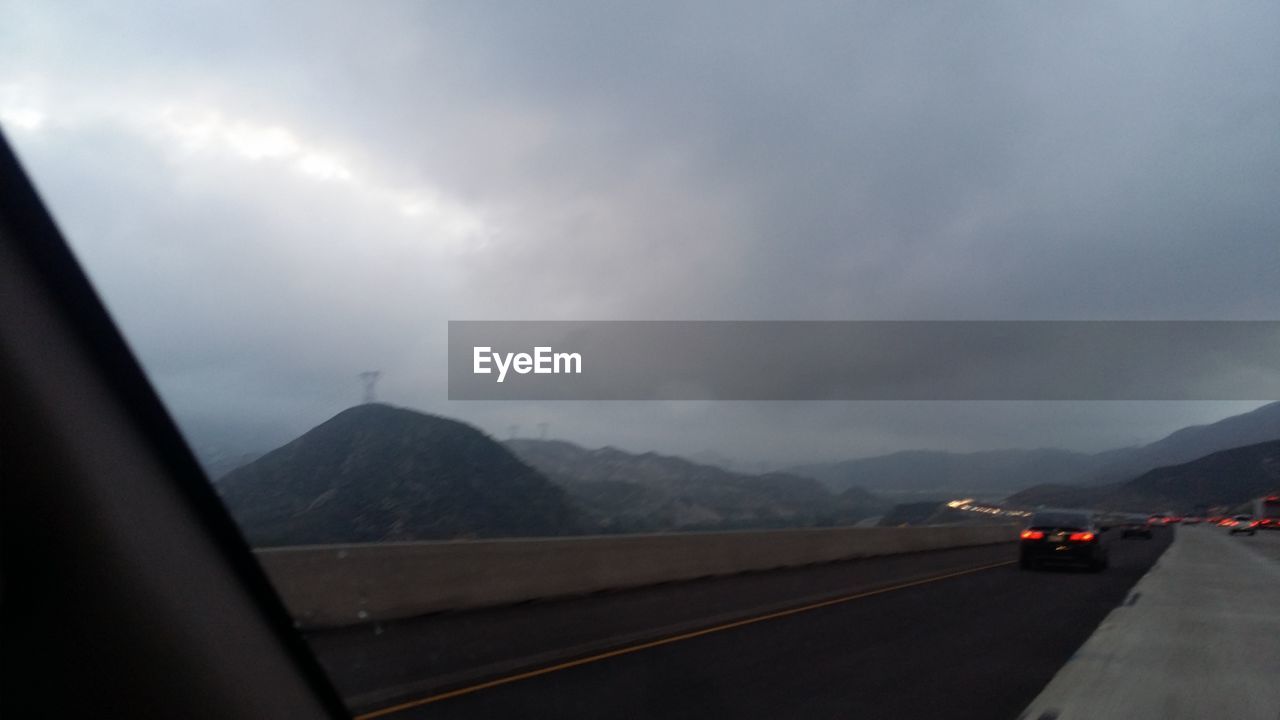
355,559 -> 1015,719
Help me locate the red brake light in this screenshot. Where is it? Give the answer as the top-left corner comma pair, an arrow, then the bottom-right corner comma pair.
1068,532 -> 1095,542
1021,530 -> 1045,540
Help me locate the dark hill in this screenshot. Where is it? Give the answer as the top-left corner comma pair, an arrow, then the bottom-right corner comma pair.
505,439 -> 887,532
218,404 -> 582,546
789,448 -> 1097,498
791,402 -> 1280,498
1008,438 -> 1280,514
1077,401 -> 1280,486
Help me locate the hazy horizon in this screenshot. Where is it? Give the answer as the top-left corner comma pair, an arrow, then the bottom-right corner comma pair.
186,399 -> 1274,471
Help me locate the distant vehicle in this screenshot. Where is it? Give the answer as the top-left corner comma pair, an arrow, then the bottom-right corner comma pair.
1148,514 -> 1169,526
1120,516 -> 1154,539
1253,495 -> 1280,529
1182,517 -> 1202,525
1020,511 -> 1109,571
1226,515 -> 1258,536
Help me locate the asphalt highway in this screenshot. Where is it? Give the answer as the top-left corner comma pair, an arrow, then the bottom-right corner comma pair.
309,528 -> 1171,720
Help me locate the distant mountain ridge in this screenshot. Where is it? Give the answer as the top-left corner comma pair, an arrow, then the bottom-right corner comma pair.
506,439 -> 886,533
1007,438 -> 1280,513
218,404 -> 583,546
789,448 -> 1097,498
211,401 -> 1280,545
790,401 -> 1280,499
1076,401 -> 1280,486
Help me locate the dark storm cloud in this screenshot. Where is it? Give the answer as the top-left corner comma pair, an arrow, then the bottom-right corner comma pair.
3,1 -> 1279,461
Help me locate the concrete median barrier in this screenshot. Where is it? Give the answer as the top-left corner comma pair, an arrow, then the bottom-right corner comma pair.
256,524 -> 1017,627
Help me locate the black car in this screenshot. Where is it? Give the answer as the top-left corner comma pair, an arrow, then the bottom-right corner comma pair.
1019,511 -> 1109,571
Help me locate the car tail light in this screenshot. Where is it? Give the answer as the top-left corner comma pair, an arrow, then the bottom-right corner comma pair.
1068,532 -> 1095,542
1021,530 -> 1045,540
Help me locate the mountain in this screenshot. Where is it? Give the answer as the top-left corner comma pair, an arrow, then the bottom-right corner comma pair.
505,439 -> 887,532
791,402 -> 1280,499
203,450 -> 264,480
175,414 -> 282,479
685,449 -> 745,472
1007,438 -> 1280,514
207,401 -> 1280,543
217,404 -> 583,546
789,448 -> 1098,499
1074,401 -> 1280,486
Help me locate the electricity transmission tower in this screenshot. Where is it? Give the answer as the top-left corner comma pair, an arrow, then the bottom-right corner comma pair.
359,371 -> 382,404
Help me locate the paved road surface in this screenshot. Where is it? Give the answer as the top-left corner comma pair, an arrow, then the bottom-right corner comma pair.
307,529 -> 1170,719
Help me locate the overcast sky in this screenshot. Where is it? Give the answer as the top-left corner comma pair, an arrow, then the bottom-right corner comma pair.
3,2 -> 1278,465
